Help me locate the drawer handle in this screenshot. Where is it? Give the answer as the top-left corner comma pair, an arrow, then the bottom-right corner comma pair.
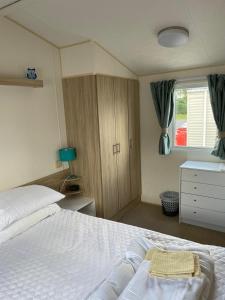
193,199 -> 197,202
193,211 -> 197,214
194,174 -> 198,177
194,187 -> 197,190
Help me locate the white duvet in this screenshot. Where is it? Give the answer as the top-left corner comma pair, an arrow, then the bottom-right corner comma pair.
0,209 -> 225,300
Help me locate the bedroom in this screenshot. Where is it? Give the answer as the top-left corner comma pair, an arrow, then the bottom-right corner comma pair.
0,0 -> 224,299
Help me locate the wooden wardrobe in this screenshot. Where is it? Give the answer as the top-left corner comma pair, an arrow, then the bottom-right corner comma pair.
62,74 -> 141,219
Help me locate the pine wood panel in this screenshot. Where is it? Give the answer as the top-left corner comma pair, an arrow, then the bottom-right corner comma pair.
128,79 -> 141,201
62,76 -> 103,216
114,77 -> 131,209
96,75 -> 119,218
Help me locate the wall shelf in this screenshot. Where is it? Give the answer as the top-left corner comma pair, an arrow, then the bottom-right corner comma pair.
0,78 -> 43,88
64,190 -> 83,196
64,176 -> 81,183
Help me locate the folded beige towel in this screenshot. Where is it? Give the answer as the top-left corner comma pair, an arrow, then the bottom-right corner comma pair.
145,248 -> 201,278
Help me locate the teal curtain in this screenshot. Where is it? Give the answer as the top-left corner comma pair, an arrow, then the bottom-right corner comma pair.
207,74 -> 225,159
150,80 -> 176,155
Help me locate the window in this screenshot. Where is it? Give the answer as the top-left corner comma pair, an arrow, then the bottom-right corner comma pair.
173,80 -> 217,148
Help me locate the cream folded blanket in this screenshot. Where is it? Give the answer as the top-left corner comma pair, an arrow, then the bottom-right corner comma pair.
145,248 -> 201,278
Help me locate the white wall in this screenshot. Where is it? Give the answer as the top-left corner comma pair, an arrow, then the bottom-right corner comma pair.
0,17 -> 67,191
140,65 -> 225,205
60,41 -> 136,79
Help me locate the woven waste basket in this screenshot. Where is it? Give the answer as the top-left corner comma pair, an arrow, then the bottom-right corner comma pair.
160,191 -> 179,216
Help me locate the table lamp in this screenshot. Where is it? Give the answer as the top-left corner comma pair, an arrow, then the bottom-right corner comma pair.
59,147 -> 77,178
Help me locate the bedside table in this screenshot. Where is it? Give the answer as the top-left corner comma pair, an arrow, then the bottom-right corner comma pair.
58,196 -> 96,216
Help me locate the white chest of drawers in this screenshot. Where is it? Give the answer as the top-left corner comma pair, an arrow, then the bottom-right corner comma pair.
180,161 -> 225,232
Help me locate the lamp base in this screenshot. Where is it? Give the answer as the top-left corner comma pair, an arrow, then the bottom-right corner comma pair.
68,161 -> 75,177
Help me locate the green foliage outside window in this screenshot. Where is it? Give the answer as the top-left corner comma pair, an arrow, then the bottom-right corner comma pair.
175,89 -> 187,120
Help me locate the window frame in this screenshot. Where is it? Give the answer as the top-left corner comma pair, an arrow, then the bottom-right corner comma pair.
171,79 -> 216,151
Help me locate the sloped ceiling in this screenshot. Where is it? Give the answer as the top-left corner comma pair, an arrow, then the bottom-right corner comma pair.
3,0 -> 225,75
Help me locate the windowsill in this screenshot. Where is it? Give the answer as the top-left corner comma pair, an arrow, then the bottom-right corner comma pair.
172,146 -> 213,152
171,146 -> 222,162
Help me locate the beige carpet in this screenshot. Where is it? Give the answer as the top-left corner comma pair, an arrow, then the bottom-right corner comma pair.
119,202 -> 225,247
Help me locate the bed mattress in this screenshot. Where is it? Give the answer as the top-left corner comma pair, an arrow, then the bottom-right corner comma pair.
0,209 -> 224,299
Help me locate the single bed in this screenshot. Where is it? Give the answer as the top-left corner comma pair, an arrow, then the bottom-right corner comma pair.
0,208 -> 225,300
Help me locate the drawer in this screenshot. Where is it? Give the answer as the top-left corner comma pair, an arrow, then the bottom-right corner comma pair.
182,169 -> 225,186
181,193 -> 225,212
181,181 -> 225,200
181,205 -> 225,227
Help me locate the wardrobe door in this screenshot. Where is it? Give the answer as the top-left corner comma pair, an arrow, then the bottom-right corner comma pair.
128,79 -> 141,201
114,77 -> 131,209
97,75 -> 119,219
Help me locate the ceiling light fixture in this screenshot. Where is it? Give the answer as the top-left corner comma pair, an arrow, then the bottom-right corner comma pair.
158,26 -> 189,48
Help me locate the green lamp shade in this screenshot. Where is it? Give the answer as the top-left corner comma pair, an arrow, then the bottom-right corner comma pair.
59,147 -> 77,161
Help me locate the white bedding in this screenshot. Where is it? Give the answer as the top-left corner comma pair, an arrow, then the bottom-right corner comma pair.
0,203 -> 60,245
90,238 -> 214,300
0,185 -> 64,231
120,238 -> 214,300
0,209 -> 225,300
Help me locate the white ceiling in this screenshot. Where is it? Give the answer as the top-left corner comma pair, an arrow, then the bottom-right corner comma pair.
4,0 -> 225,75
0,0 -> 21,10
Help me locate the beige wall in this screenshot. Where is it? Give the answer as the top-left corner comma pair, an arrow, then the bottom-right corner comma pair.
140,65 -> 225,205
60,41 -> 136,79
93,43 -> 136,79
60,42 -> 95,78
0,17 -> 67,191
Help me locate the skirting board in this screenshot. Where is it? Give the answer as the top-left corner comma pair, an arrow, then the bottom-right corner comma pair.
110,197 -> 141,222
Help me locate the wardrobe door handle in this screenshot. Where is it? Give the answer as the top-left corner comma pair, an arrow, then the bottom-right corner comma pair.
113,144 -> 117,154
117,143 -> 120,153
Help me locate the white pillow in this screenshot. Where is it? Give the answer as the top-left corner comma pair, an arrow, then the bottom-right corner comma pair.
0,185 -> 65,231
0,203 -> 61,245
